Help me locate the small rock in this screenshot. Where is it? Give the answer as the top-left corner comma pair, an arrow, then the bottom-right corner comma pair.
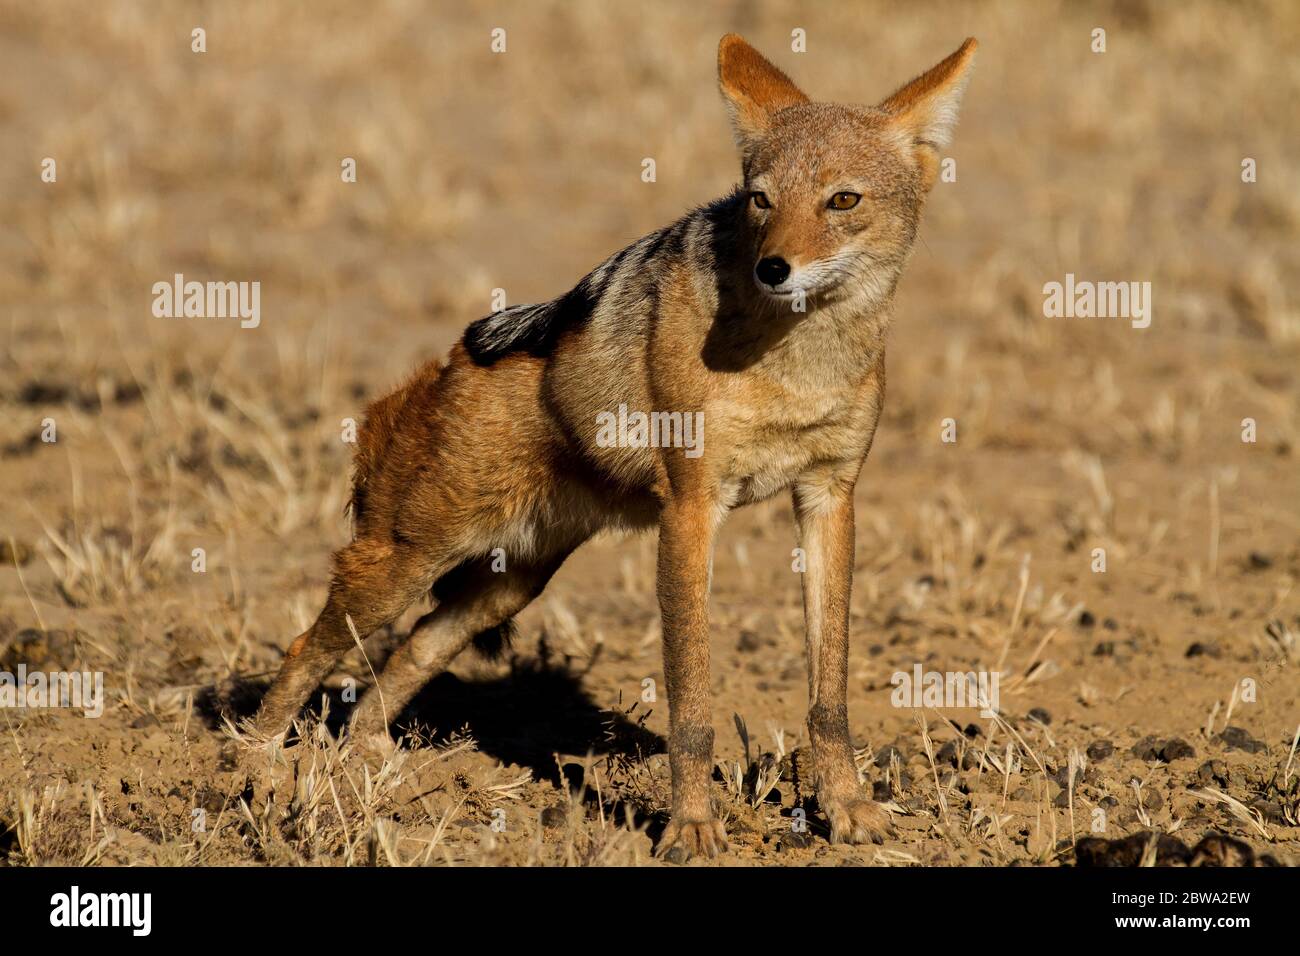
935,741 -> 960,767
1251,800 -> 1287,826
1075,832 -> 1191,867
1217,726 -> 1266,754
195,787 -> 227,814
1086,740 -> 1114,761
1078,609 -> 1096,628
778,829 -> 814,851
1050,766 -> 1078,790
1185,642 -> 1220,658
663,845 -> 690,865
736,630 -> 762,653
1161,738 -> 1196,762
540,805 -> 567,829
1027,707 -> 1052,726
873,745 -> 902,768
1195,759 -> 1229,787
1131,735 -> 1166,761
217,743 -> 239,772
1247,551 -> 1272,570
1189,833 -> 1255,867
1142,789 -> 1164,810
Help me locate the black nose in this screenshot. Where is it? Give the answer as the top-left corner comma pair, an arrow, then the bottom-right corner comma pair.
755,256 -> 791,287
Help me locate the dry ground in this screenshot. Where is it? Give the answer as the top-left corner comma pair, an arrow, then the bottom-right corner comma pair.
0,0 -> 1297,866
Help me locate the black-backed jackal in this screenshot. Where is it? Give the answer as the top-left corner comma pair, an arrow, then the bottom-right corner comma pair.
255,33 -> 978,859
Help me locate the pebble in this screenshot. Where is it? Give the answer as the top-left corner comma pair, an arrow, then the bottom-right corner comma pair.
873,745 -> 902,768
663,846 -> 690,865
1161,738 -> 1196,761
778,829 -> 814,851
1131,735 -> 1166,761
1086,739 -> 1114,761
540,805 -> 567,828
1075,832 -> 1190,867
1217,726 -> 1266,754
1195,759 -> 1229,786
935,741 -> 959,767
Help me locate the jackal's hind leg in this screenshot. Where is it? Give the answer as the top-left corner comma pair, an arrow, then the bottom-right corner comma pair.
252,540 -> 446,739
348,550 -> 573,741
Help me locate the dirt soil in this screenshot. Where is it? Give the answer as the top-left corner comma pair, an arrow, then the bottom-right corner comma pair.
1,1 -> 1297,866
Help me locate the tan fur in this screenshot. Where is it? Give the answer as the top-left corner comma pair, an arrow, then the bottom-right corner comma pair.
254,34 -> 977,859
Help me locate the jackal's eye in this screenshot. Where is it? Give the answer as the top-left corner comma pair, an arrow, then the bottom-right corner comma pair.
750,191 -> 771,210
828,192 -> 861,210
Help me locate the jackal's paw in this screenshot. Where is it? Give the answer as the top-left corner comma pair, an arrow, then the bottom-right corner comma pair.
657,817 -> 729,861
823,797 -> 895,845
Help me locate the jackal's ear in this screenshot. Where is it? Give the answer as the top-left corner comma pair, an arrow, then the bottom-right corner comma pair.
717,34 -> 809,151
879,38 -> 977,190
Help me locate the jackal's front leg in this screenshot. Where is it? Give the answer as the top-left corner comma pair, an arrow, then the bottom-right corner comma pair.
793,474 -> 895,845
655,497 -> 727,859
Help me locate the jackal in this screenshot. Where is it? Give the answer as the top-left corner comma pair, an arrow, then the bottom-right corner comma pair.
255,33 -> 977,858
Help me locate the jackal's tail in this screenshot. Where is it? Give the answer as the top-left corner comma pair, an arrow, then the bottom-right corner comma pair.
462,302 -> 562,363
463,281 -> 598,365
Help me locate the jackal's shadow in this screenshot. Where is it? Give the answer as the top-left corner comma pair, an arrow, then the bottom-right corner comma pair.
395,657 -> 665,786
196,655 -> 664,788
